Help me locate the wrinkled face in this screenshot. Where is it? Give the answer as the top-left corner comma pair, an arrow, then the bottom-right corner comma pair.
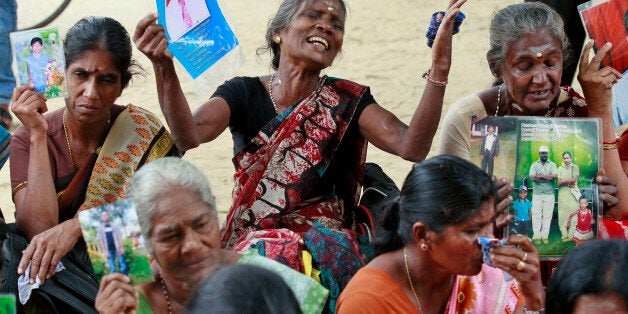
150,187 -> 222,286
519,189 -> 527,200
540,152 -> 549,162
65,49 -> 122,125
573,293 -> 628,314
501,30 -> 563,115
31,41 -> 43,55
563,153 -> 572,165
580,198 -> 588,210
278,0 -> 345,70
427,199 -> 495,276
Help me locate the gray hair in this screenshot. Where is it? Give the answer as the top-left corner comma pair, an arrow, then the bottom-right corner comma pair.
126,157 -> 217,251
256,0 -> 347,70
487,2 -> 570,79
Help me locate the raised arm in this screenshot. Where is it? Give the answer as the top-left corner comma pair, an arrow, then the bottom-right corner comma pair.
578,40 -> 627,219
133,14 -> 230,152
10,86 -> 58,238
358,0 -> 466,162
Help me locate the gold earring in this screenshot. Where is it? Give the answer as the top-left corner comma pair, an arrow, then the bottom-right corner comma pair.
273,36 -> 281,44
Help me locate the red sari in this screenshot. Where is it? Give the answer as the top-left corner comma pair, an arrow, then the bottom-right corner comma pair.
220,76 -> 369,310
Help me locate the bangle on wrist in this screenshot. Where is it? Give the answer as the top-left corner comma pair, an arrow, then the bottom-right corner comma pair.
603,135 -> 620,150
523,304 -> 545,314
422,69 -> 448,87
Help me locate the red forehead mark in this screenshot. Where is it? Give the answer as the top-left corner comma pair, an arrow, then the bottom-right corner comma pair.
94,67 -> 101,74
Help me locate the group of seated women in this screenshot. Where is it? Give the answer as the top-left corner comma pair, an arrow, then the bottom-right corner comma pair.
2,0 -> 628,313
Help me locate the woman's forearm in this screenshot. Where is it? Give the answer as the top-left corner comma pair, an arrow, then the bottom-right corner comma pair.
16,133 -> 59,240
398,64 -> 449,161
153,61 -> 200,151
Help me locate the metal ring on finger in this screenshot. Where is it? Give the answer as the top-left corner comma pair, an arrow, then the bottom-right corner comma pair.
521,252 -> 528,262
517,260 -> 526,271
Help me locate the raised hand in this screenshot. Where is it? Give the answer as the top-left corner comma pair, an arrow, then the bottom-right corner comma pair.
10,85 -> 48,134
577,40 -> 623,115
430,0 -> 467,75
133,13 -> 172,66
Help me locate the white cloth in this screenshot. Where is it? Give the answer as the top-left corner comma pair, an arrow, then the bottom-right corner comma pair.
18,261 -> 65,304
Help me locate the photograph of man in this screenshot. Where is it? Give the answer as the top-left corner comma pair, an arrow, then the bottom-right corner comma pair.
25,37 -> 52,93
165,0 -> 210,41
96,210 -> 128,274
529,145 -> 558,244
480,125 -> 499,176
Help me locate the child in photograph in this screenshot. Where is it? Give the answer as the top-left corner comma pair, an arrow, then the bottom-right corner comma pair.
511,185 -> 532,237
25,37 -> 52,93
96,209 -> 128,274
567,196 -> 595,245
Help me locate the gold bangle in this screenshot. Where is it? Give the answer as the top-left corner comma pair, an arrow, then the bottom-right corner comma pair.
603,136 -> 620,150
603,142 -> 618,150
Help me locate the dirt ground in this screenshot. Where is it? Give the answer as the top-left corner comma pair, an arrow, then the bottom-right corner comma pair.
1,0 -> 524,221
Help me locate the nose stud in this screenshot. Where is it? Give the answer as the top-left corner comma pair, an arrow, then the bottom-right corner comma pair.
536,52 -> 543,58
327,6 -> 333,12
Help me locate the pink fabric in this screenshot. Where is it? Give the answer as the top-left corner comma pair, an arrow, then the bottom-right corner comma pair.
446,264 -> 522,314
179,0 -> 193,28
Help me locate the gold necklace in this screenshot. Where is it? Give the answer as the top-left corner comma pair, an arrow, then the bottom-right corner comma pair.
404,247 -> 423,312
159,274 -> 173,314
62,110 -> 76,168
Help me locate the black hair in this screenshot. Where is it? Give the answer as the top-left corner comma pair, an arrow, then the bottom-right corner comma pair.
64,16 -> 142,90
624,10 -> 628,32
30,37 -> 43,46
373,155 -> 497,255
257,0 -> 347,70
546,239 -> 628,313
562,151 -> 572,158
183,264 -> 302,314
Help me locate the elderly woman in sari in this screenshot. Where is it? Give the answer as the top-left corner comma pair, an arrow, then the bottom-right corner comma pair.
437,1 -> 625,281
9,16 -> 178,287
337,155 -> 545,313
95,157 -> 327,314
133,0 -> 466,305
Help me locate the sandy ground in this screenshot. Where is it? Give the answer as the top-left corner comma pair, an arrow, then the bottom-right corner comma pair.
0,0 -> 523,222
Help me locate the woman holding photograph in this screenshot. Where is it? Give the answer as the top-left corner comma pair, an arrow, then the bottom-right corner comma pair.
337,156 -> 545,313
9,16 -> 178,292
95,157 -> 327,314
133,0 -> 467,305
557,151 -> 580,241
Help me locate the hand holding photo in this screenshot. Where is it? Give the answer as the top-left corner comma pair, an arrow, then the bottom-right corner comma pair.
77,200 -> 153,285
9,27 -> 68,99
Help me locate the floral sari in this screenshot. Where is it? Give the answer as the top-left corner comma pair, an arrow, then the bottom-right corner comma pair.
60,104 -> 178,217
221,77 -> 369,311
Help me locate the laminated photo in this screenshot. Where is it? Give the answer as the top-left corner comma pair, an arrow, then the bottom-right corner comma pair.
78,200 -> 153,285
470,116 -> 601,260
9,27 -> 68,99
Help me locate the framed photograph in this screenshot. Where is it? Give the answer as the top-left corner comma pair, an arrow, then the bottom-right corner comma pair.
9,27 -> 68,99
77,200 -> 153,285
470,116 -> 601,260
